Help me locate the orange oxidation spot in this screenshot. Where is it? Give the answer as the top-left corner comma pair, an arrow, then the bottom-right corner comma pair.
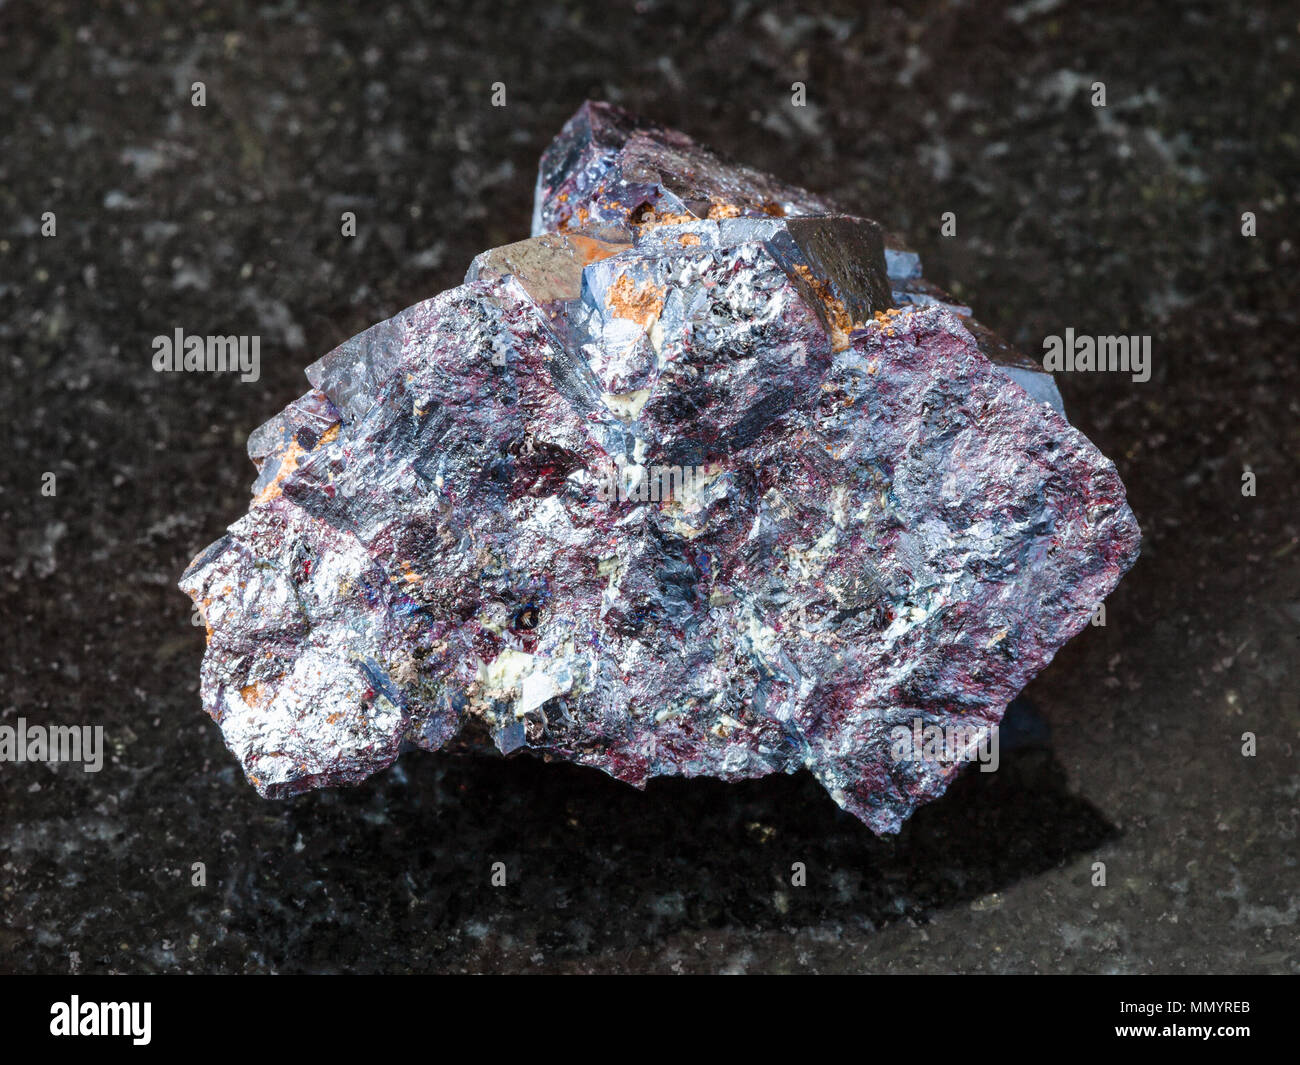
569,234 -> 622,266
679,233 -> 701,247
633,204 -> 695,228
253,422 -> 340,506
255,440 -> 305,506
607,273 -> 666,329
706,203 -> 742,220
794,263 -> 854,353
240,681 -> 269,708
871,307 -> 905,337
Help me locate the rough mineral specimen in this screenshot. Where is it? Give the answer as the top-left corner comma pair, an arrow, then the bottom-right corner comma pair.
180,102 -> 1139,833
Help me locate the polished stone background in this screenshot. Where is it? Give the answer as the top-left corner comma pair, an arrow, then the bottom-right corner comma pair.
2,0 -> 1296,973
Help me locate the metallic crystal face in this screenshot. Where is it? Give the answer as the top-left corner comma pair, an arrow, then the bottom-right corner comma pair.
181,101 -> 1140,833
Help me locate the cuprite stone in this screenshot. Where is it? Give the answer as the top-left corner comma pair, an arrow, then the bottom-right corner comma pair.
180,101 -> 1139,833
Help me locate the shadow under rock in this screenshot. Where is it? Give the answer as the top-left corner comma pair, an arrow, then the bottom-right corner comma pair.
242,717 -> 1116,968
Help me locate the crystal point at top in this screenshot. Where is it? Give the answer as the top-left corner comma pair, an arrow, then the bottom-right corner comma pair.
532,100 -> 840,240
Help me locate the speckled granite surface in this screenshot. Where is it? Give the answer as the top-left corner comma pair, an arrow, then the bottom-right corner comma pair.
2,0 -> 1296,973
